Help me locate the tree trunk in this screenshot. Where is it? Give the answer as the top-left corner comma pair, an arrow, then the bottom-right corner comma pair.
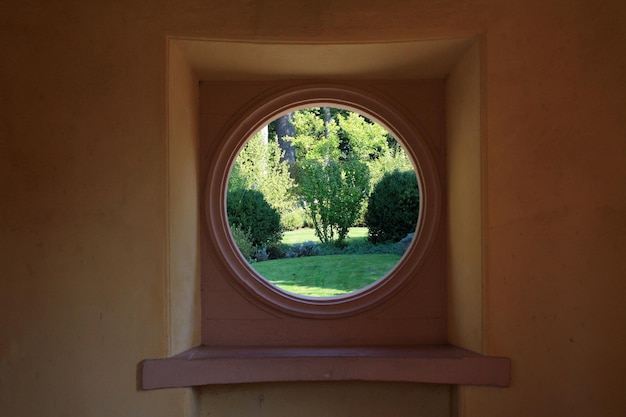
323,107 -> 331,139
275,112 -> 296,164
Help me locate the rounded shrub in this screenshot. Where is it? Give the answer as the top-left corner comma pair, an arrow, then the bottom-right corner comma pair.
281,208 -> 306,231
365,169 -> 420,244
227,188 -> 282,248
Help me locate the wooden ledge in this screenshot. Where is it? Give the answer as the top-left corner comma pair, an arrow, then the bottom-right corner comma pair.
141,345 -> 510,389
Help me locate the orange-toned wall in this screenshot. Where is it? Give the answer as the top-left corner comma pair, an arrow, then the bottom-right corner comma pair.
1,1 -> 625,417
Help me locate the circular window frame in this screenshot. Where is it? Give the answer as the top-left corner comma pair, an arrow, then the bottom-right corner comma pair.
205,83 -> 441,319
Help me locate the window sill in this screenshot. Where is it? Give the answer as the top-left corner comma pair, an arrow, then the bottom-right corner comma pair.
141,345 -> 510,389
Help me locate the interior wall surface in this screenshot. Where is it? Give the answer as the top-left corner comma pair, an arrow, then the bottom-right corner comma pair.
167,40 -> 201,356
1,1 -> 625,417
198,382 -> 450,417
446,41 -> 483,354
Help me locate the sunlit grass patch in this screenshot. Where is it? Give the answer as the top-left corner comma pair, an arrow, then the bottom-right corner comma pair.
251,253 -> 401,297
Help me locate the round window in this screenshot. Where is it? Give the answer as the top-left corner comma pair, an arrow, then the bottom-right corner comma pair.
227,107 -> 419,297
205,85 -> 441,318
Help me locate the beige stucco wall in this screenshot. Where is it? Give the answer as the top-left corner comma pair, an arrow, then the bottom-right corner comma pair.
167,40 -> 201,356
198,382 -> 450,417
1,1 -> 625,417
447,40 -> 484,354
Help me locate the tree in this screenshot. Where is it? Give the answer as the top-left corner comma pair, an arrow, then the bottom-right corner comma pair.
336,111 -> 389,161
366,144 -> 414,193
289,108 -> 341,162
231,108 -> 417,245
274,113 -> 296,164
297,158 -> 370,245
228,130 -> 296,216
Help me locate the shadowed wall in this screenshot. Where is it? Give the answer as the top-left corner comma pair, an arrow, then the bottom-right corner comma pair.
1,1 -> 625,416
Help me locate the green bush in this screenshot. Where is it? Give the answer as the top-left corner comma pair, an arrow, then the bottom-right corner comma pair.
297,159 -> 370,245
229,225 -> 255,260
227,189 -> 282,248
281,208 -> 306,231
365,169 -> 420,244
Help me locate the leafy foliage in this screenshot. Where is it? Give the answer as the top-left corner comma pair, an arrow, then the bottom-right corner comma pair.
366,146 -> 414,192
297,159 -> 370,245
366,170 -> 420,244
227,188 -> 282,249
280,207 -> 306,231
336,111 -> 390,161
229,225 -> 256,260
228,107 -> 417,250
289,108 -> 341,162
228,130 -> 296,215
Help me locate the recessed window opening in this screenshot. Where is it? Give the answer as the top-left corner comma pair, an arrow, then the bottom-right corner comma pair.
226,106 -> 420,298
205,85 -> 441,318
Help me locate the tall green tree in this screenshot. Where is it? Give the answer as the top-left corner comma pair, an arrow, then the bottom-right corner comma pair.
336,111 -> 389,161
228,130 -> 296,216
289,108 -> 341,162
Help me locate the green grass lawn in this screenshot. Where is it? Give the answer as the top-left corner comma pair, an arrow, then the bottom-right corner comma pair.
247,227 -> 406,297
282,227 -> 368,245
251,253 -> 401,297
